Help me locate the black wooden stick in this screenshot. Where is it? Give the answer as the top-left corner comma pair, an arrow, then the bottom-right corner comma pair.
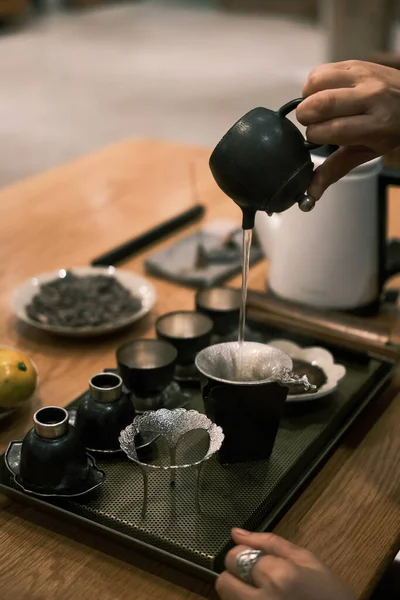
91,204 -> 205,267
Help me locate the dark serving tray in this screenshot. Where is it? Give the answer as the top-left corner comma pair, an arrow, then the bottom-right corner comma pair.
0,327 -> 396,581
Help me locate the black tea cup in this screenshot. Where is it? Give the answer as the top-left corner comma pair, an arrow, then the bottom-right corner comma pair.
75,372 -> 135,451
195,287 -> 241,336
155,310 -> 213,366
116,338 -> 178,401
19,406 -> 89,494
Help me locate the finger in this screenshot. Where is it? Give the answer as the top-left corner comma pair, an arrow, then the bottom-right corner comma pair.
297,88 -> 367,126
215,571 -> 263,600
305,59 -> 369,77
307,146 -> 379,200
302,67 -> 356,97
225,545 -> 284,588
231,529 -> 299,559
251,555 -> 287,589
305,115 -> 370,146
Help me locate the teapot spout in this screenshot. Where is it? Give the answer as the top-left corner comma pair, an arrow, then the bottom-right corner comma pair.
254,211 -> 281,259
241,208 -> 256,230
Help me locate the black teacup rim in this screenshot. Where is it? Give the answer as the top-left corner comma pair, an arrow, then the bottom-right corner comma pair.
195,287 -> 241,312
116,338 -> 178,370
155,310 -> 213,340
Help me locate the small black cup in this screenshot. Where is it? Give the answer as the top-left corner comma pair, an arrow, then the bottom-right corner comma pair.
75,372 -> 135,451
195,287 -> 241,336
156,311 -> 214,365
195,342 -> 290,464
209,99 -> 321,228
116,338 -> 177,398
19,406 -> 89,494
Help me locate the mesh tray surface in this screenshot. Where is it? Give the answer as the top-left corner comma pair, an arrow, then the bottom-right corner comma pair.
0,330 -> 394,577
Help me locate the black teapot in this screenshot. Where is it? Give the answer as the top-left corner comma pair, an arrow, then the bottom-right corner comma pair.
209,98 -> 320,229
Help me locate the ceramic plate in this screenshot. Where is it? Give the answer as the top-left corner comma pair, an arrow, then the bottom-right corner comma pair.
5,441 -> 105,498
268,339 -> 346,402
12,266 -> 156,338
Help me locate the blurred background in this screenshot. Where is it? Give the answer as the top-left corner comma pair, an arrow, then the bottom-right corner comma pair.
1,0 -> 400,187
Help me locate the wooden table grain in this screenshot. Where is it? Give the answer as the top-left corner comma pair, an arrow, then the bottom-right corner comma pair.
0,140 -> 400,600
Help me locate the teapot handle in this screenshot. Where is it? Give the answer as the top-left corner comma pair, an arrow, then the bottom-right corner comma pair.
278,98 -> 321,151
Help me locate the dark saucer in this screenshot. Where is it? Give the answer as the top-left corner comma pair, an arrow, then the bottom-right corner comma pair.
5,441 -> 105,498
131,381 -> 191,413
68,408 -> 159,455
174,363 -> 201,385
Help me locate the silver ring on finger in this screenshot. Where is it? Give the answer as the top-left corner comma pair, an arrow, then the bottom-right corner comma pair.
235,548 -> 263,586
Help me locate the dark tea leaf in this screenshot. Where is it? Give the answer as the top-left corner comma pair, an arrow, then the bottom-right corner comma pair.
26,272 -> 142,328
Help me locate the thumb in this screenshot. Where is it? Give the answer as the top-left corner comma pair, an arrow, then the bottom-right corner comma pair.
307,146 -> 379,201
231,529 -> 298,559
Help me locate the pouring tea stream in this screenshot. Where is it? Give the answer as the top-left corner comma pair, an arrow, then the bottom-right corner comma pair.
210,97 -> 320,344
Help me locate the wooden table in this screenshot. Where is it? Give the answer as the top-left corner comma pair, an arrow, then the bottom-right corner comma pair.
0,140 -> 400,600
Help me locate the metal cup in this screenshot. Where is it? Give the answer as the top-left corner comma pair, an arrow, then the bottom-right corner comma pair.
116,339 -> 178,398
195,342 -> 293,464
156,311 -> 213,366
195,287 -> 241,336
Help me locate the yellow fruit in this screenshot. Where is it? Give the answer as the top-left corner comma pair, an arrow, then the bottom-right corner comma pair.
0,348 -> 38,409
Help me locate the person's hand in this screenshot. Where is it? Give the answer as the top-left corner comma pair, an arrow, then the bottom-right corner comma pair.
296,60 -> 400,200
216,528 -> 355,600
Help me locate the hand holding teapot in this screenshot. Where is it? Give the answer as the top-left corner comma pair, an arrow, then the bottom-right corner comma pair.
297,60 -> 400,200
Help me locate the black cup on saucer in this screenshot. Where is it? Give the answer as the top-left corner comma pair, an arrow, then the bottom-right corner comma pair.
116,338 -> 178,411
195,287 -> 241,336
19,406 -> 90,494
75,372 -> 135,452
156,311 -> 213,383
